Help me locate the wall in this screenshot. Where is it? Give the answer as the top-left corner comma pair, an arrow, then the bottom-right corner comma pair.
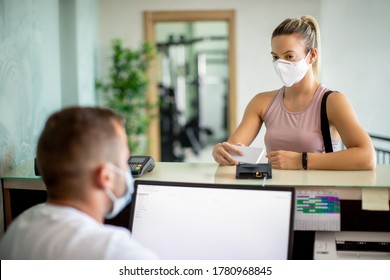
320,0 -> 390,137
0,0 -> 98,234
0,0 -> 61,174
61,0 -> 99,107
0,0 -> 61,235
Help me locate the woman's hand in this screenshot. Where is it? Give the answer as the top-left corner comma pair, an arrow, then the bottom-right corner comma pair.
212,142 -> 243,165
267,150 -> 302,170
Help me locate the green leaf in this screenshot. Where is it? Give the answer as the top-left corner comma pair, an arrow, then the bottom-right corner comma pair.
95,39 -> 157,153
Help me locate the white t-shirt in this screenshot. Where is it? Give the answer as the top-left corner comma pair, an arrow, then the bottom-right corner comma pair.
0,203 -> 158,260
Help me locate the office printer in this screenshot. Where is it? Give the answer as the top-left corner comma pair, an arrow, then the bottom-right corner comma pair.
314,231 -> 390,260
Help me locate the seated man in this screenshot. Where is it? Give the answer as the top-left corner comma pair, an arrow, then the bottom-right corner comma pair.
0,107 -> 157,259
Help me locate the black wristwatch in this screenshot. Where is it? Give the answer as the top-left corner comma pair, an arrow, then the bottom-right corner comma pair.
302,152 -> 308,170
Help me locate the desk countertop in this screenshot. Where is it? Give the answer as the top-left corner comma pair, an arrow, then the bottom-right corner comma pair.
139,162 -> 390,188
1,161 -> 390,201
1,161 -> 390,188
1,160 -> 390,188
0,160 -> 40,180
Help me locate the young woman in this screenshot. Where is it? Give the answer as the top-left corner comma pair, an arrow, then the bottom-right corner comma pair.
213,15 -> 375,170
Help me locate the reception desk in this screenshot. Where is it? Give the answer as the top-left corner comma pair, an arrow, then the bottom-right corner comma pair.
140,162 -> 390,200
1,160 -> 390,259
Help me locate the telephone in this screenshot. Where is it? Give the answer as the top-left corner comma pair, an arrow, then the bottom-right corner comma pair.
128,156 -> 155,176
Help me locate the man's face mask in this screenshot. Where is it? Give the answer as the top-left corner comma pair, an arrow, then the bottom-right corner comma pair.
104,162 -> 134,219
273,50 -> 311,87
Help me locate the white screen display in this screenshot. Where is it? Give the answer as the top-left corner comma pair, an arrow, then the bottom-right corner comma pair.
130,182 -> 293,260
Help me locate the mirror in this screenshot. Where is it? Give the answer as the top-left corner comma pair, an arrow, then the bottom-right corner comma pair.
144,10 -> 237,162
156,21 -> 228,161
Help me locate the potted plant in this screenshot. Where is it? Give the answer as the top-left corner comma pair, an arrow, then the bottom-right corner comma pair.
96,39 -> 155,154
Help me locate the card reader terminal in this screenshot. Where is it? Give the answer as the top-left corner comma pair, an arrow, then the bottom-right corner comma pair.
128,156 -> 155,176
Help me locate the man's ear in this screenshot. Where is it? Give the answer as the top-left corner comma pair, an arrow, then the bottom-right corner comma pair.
95,163 -> 113,191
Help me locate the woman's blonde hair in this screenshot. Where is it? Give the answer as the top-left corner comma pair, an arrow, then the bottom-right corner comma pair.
272,15 -> 321,77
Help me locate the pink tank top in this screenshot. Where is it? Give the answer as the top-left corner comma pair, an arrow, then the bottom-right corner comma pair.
263,84 -> 336,153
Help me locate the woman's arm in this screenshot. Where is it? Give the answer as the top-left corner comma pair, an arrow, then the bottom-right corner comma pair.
212,92 -> 274,165
308,92 -> 376,170
228,94 -> 265,144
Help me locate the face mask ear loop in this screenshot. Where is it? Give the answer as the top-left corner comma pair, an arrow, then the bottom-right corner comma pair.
103,162 -> 120,202
104,187 -> 117,203
106,162 -> 126,175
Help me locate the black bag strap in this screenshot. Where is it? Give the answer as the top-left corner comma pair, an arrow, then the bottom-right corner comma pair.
321,90 -> 334,153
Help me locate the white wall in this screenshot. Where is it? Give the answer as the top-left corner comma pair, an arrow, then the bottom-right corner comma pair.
320,0 -> 390,137
61,0 -> 98,107
76,0 -> 99,106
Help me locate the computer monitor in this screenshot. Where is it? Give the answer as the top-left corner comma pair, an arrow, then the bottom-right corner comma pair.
129,180 -> 295,260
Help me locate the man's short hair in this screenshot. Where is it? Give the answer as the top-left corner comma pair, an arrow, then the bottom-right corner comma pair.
37,107 -> 124,196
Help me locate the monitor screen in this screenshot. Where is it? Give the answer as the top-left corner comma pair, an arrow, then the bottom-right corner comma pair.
129,180 -> 295,260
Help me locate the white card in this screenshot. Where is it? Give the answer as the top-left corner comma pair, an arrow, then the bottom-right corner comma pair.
229,145 -> 265,164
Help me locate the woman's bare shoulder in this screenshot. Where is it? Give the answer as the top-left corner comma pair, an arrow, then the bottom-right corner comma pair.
252,89 -> 279,102
326,91 -> 349,111
248,89 -> 279,109
244,89 -> 279,119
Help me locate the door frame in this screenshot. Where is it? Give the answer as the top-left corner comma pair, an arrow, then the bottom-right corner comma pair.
144,10 -> 237,160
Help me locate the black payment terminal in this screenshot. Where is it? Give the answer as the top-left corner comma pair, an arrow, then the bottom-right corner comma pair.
128,156 -> 155,176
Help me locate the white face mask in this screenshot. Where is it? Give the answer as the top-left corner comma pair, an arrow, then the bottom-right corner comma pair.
104,162 -> 134,219
273,51 -> 311,87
